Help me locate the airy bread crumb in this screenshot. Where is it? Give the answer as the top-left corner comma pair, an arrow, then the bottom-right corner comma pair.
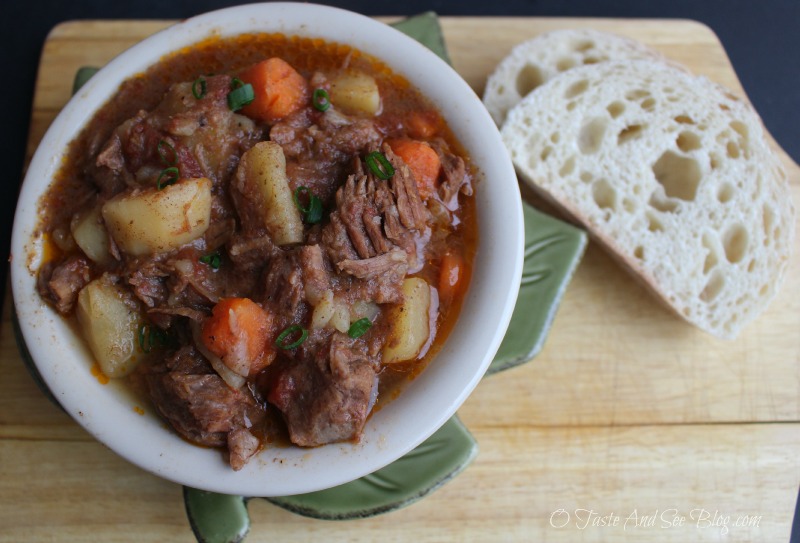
501,60 -> 795,339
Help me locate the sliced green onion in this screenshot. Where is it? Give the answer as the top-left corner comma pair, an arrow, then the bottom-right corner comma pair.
305,196 -> 323,224
276,325 -> 308,350
227,82 -> 255,111
312,88 -> 331,112
199,251 -> 221,270
138,323 -> 172,353
292,186 -> 323,224
230,77 -> 245,89
347,318 -> 372,339
192,76 -> 207,99
365,151 -> 395,180
156,167 -> 180,190
157,140 -> 178,166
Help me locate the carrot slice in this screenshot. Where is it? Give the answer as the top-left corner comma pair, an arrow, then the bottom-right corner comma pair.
239,58 -> 309,123
201,297 -> 275,377
388,138 -> 441,200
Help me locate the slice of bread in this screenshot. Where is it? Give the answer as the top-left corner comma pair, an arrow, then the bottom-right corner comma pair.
501,60 -> 795,339
483,29 -> 666,126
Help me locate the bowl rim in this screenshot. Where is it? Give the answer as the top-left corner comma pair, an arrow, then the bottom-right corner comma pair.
10,2 -> 523,496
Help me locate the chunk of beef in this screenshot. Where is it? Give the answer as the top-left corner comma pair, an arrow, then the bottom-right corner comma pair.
321,213 -> 359,263
259,245 -> 333,324
338,248 -> 408,280
260,249 -> 306,326
319,146 -> 434,303
297,244 -> 332,306
165,256 -> 223,306
383,144 -> 430,230
93,75 -> 263,193
228,428 -> 260,471
37,255 -> 92,314
270,107 -> 381,203
127,258 -> 169,308
431,139 -> 473,206
267,333 -> 379,447
334,175 -> 385,259
143,345 -> 265,469
227,233 -> 275,272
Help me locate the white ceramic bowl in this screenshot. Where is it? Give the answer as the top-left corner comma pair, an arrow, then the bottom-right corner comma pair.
10,2 -> 523,496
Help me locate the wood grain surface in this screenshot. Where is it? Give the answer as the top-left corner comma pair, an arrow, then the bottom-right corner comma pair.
3,17 -> 799,542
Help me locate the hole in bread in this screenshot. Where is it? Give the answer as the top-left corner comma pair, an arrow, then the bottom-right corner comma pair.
709,153 -> 721,170
719,103 -> 731,112
583,56 -> 601,65
622,198 -> 636,213
759,284 -> 769,297
607,101 -> 625,118
540,146 -> 553,161
559,156 -> 576,176
575,40 -> 595,52
723,224 -> 748,263
578,117 -> 607,154
640,97 -> 656,111
717,182 -> 735,203
550,132 -> 561,143
646,211 -> 664,232
592,179 -> 617,211
702,233 -> 720,274
516,64 -> 544,97
652,151 -> 701,201
495,84 -> 506,96
556,57 -> 577,72
567,101 -> 577,111
676,131 -> 702,152
747,259 -> 756,273
674,115 -> 695,125
626,89 -> 651,101
726,141 -> 741,159
730,120 -> 749,141
565,79 -> 589,99
618,124 -> 644,144
633,245 -> 645,260
700,269 -> 725,302
649,193 -> 679,213
580,171 -> 593,183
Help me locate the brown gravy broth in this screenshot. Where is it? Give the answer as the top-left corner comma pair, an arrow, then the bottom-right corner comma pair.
37,32 -> 477,462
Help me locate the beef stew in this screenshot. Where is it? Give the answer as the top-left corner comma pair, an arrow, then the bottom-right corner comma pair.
36,32 -> 477,470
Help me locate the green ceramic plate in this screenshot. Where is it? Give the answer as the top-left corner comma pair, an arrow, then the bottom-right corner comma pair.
12,11 -> 587,541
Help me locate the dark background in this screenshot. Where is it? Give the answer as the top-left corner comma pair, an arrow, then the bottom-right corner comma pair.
2,0 -> 798,298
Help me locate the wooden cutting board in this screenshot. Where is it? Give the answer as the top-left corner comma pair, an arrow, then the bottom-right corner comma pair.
4,17 -> 799,542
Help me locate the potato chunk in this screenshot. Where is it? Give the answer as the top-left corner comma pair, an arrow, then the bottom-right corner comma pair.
71,205 -> 111,265
76,276 -> 142,378
237,141 -> 304,246
102,177 -> 212,256
382,277 -> 432,364
330,72 -> 381,116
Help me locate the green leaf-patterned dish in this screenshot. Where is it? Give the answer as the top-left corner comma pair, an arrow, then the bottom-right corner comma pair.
12,10 -> 587,542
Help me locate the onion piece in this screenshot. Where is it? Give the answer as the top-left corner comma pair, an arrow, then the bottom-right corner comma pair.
191,322 -> 246,389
